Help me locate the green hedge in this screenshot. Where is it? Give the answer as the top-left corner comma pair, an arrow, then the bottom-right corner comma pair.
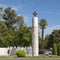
57,44 -> 60,56
52,43 -> 57,55
16,50 -> 25,57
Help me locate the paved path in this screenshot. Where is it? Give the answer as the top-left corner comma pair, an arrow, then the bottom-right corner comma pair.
0,58 -> 60,60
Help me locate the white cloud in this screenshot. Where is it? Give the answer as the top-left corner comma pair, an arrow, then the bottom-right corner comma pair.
45,25 -> 60,36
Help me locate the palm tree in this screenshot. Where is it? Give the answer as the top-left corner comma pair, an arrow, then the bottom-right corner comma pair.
39,18 -> 48,50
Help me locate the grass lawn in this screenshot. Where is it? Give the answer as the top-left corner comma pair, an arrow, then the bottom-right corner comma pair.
0,56 -> 17,58
25,55 -> 60,58
0,55 -> 60,58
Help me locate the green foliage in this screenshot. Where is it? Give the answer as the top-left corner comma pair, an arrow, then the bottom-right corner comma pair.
0,7 -> 3,17
46,34 -> 54,49
0,21 -> 8,47
16,50 -> 25,57
39,18 -> 48,29
17,24 -> 32,47
0,7 -> 3,11
57,43 -> 60,56
52,43 -> 57,55
39,33 -> 42,49
0,21 -> 7,33
0,7 -> 25,47
46,30 -> 60,49
3,7 -> 24,29
44,35 -> 50,49
0,7 -> 32,47
52,30 -> 60,44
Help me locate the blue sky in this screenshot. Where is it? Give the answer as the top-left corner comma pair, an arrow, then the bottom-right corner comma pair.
0,0 -> 60,35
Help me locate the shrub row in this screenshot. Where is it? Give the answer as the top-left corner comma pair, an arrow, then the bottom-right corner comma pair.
52,43 -> 60,56
16,43 -> 60,57
57,44 -> 60,56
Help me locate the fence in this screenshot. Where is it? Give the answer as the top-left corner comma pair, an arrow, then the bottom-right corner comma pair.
0,46 -> 32,56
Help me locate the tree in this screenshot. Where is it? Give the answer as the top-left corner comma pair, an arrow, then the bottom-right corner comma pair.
46,29 -> 60,49
44,34 -> 50,49
0,7 -> 32,47
46,34 -> 54,49
0,7 -> 24,47
52,30 -> 60,44
0,21 -> 8,47
2,7 -> 24,47
3,7 -> 24,30
17,24 -> 32,47
39,18 -> 48,50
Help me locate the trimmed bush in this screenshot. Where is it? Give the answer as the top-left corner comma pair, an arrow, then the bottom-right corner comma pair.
57,44 -> 60,56
52,43 -> 57,55
16,50 -> 25,57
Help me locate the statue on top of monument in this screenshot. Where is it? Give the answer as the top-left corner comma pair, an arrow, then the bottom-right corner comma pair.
33,11 -> 37,17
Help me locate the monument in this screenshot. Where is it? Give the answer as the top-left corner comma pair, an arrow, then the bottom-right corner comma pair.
32,11 -> 39,56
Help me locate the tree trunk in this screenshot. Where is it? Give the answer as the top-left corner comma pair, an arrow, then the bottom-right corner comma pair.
42,28 -> 44,50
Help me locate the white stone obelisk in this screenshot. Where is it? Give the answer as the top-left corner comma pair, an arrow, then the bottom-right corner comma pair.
32,11 -> 39,56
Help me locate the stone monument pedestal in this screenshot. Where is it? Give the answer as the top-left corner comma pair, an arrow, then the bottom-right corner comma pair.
32,11 -> 39,56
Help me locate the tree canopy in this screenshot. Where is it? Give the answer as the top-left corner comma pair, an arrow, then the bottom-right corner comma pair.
45,29 -> 60,49
0,7 -> 32,47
